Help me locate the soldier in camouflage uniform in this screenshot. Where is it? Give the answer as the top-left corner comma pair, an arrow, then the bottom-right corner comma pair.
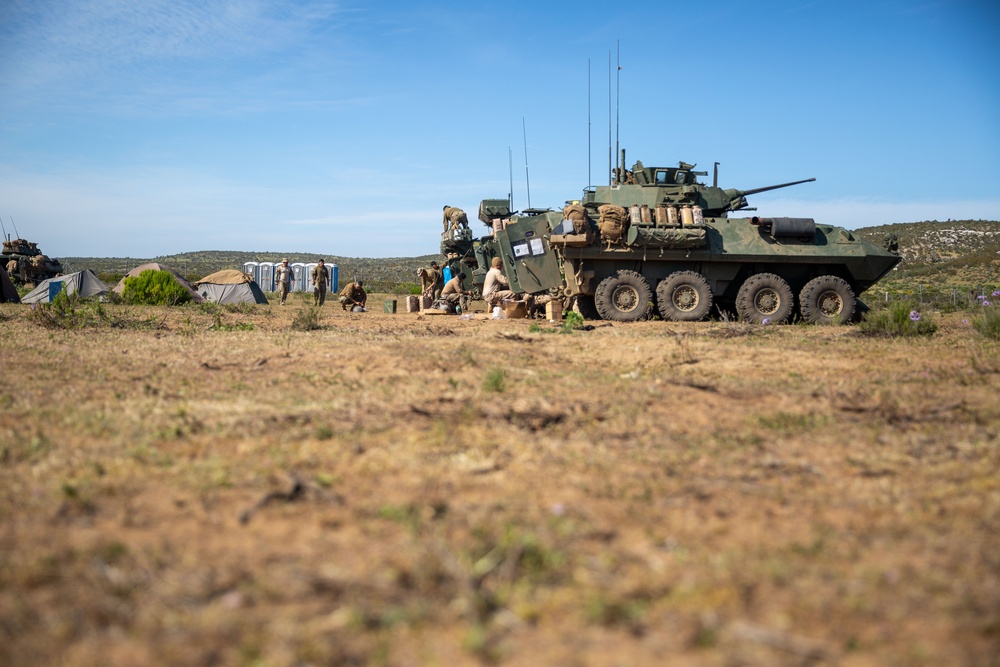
442,206 -> 469,232
311,259 -> 330,306
275,258 -> 293,305
483,257 -> 516,310
427,261 -> 444,300
441,272 -> 470,312
339,280 -> 367,311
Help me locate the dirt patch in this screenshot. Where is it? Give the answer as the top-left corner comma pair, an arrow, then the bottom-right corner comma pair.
1,299 -> 998,666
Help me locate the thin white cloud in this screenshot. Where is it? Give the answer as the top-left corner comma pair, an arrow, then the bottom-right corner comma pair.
1,0 -> 346,114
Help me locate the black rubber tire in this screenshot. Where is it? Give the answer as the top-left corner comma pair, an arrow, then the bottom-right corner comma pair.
656,271 -> 713,322
594,270 -> 652,322
570,294 -> 601,320
799,275 -> 856,324
735,273 -> 794,324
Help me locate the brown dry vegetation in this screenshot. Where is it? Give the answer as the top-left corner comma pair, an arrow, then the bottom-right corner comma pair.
1,297 -> 999,667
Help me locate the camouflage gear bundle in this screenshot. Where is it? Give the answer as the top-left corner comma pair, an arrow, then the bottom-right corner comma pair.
562,204 -> 590,234
629,227 -> 707,249
598,204 -> 628,243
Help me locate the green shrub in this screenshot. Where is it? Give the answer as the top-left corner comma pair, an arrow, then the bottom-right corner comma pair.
858,301 -> 938,337
483,368 -> 506,393
972,292 -> 1000,340
291,304 -> 323,331
121,270 -> 193,306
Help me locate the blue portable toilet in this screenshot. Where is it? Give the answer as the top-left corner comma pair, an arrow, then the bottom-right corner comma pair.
331,264 -> 339,292
443,266 -> 452,283
257,262 -> 275,291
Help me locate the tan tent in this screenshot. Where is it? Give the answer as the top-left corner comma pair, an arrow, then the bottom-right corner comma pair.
113,262 -> 205,303
195,270 -> 268,304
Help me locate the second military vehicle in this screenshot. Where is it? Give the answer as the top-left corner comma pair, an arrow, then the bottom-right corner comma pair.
2,236 -> 64,287
440,151 -> 900,324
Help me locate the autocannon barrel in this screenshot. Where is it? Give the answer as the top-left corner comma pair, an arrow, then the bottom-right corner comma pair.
739,178 -> 816,197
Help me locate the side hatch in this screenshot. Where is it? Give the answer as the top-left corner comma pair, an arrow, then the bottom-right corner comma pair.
494,215 -> 564,294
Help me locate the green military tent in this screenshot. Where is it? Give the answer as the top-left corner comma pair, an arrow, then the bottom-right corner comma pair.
21,270 -> 110,304
195,269 -> 268,305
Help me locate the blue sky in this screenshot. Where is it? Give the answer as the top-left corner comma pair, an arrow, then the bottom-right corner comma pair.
1,0 -> 998,258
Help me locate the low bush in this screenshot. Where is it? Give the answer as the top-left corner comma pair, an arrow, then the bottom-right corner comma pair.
291,305 -> 323,331
858,300 -> 938,337
972,291 -> 1000,340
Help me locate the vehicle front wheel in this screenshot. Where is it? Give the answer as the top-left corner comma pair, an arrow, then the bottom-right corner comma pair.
735,273 -> 794,324
594,270 -> 652,322
656,271 -> 713,321
799,275 -> 855,324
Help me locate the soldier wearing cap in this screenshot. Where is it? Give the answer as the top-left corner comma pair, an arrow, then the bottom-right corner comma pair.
339,280 -> 367,311
275,258 -> 293,305
311,259 -> 330,306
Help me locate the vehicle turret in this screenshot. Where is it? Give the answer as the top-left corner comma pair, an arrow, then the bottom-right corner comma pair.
585,152 -> 816,217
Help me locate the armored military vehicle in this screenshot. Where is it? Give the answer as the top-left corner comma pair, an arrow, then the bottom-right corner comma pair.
2,236 -> 64,287
440,152 -> 901,324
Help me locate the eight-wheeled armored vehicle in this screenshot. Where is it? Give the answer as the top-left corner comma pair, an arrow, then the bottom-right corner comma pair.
440,153 -> 900,324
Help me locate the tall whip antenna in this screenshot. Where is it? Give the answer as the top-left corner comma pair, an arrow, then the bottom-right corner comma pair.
607,51 -> 612,186
508,147 -> 514,211
522,117 -> 531,209
10,215 -> 20,239
615,39 -> 621,181
587,58 -> 592,189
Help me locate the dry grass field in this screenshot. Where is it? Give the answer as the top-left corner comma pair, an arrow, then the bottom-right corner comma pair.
1,296 -> 998,667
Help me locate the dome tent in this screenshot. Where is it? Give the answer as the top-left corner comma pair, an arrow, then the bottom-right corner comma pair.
21,270 -> 110,304
195,270 -> 268,305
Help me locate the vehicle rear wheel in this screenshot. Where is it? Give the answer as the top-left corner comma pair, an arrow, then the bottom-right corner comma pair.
799,275 -> 855,324
735,273 -> 794,324
569,294 -> 600,320
594,270 -> 652,322
656,271 -> 713,321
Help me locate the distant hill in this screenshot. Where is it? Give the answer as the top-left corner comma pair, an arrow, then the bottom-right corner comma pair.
855,219 -> 1000,287
57,219 -> 999,293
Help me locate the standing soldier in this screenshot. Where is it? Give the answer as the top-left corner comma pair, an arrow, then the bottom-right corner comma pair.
275,258 -> 293,305
428,261 -> 444,300
311,259 -> 330,306
339,280 -> 367,311
442,205 -> 469,232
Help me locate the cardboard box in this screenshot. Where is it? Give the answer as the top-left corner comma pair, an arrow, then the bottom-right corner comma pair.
384,299 -> 397,314
502,300 -> 528,319
545,299 -> 564,321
